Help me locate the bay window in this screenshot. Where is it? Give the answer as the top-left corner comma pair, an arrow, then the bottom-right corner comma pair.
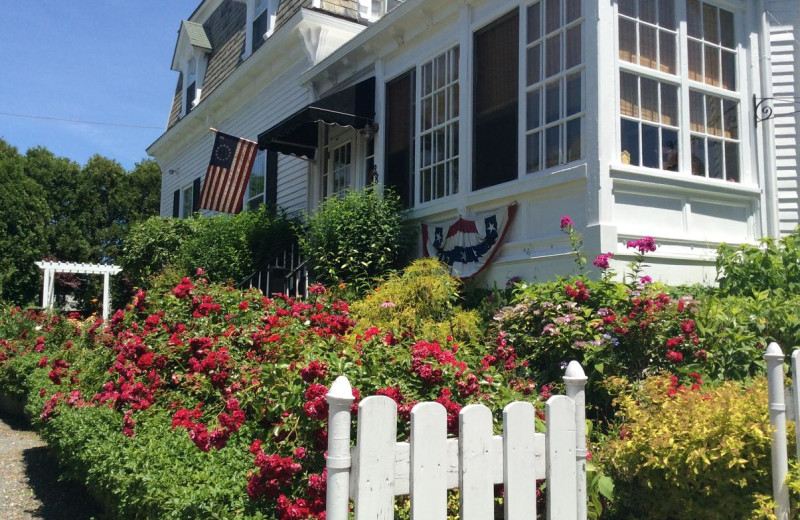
617,0 -> 742,182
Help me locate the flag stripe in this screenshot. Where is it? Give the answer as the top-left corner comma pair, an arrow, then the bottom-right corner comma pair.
198,132 -> 259,214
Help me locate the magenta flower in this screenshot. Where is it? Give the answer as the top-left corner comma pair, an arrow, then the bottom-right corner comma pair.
626,236 -> 657,253
593,253 -> 613,269
639,275 -> 653,284
560,216 -> 574,230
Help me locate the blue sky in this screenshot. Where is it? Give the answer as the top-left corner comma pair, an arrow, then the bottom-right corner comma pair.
0,1 -> 199,171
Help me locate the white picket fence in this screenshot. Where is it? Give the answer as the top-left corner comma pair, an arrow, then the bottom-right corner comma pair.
765,342 -> 800,520
325,361 -> 588,520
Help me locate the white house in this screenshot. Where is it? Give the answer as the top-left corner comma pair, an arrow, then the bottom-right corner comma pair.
147,0 -> 800,286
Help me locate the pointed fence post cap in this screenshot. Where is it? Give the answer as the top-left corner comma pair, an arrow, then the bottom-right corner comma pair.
563,360 -> 587,385
327,375 -> 355,404
765,342 -> 784,362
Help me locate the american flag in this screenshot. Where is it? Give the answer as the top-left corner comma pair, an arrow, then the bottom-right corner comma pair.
198,132 -> 259,214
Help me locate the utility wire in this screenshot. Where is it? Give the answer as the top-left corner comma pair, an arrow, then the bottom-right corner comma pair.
0,111 -> 163,130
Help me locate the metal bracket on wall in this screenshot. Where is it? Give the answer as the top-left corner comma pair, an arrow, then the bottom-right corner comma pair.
754,94 -> 800,127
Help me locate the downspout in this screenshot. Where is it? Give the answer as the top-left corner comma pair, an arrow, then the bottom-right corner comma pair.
758,0 -> 780,238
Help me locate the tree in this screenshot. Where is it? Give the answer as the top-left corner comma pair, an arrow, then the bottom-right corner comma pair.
0,142 -> 51,304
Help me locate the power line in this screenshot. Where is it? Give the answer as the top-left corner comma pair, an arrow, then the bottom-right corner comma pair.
0,111 -> 163,130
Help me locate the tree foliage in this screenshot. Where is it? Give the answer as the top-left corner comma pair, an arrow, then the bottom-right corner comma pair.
0,139 -> 161,306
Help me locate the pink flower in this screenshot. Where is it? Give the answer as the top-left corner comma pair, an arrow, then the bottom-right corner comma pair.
593,253 -> 613,269
626,236 -> 657,254
639,276 -> 653,284
380,301 -> 396,308
665,350 -> 683,363
560,216 -> 574,230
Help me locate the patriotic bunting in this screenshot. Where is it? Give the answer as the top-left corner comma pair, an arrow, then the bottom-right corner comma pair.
198,131 -> 259,214
422,203 -> 517,279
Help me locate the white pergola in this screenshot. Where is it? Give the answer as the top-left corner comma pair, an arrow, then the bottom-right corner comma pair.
35,261 -> 123,320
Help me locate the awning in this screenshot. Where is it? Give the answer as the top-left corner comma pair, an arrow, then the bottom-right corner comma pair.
257,77 -> 376,159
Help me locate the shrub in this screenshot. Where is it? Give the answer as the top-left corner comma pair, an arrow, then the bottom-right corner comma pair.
716,230 -> 800,296
298,185 -> 415,295
121,206 -> 296,289
349,258 -> 482,343
3,278 -> 544,520
599,375 -> 792,520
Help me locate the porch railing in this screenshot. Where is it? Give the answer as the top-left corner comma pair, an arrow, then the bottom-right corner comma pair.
239,244 -> 309,299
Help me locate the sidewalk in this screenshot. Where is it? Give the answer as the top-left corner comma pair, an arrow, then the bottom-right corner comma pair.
0,409 -> 103,520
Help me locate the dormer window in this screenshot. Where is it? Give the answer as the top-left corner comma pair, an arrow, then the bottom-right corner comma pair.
171,20 -> 212,118
358,0 -> 384,22
242,0 -> 278,58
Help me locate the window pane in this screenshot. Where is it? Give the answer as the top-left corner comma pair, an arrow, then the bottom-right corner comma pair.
723,99 -> 738,139
546,81 -> 560,123
662,128 -> 679,171
566,0 -> 581,23
691,136 -> 705,175
725,142 -> 740,182
527,44 -> 542,85
707,139 -> 723,179
659,31 -> 676,74
703,4 -> 719,44
620,72 -> 639,118
704,45 -> 720,87
688,40 -> 703,81
527,132 -> 541,173
546,34 -> 561,77
527,89 -> 541,128
661,83 -> 678,126
546,0 -> 561,33
422,62 -> 432,95
687,0 -> 702,38
642,124 -> 660,168
435,53 -> 446,89
621,118 -> 640,166
422,97 -> 432,130
566,25 -> 581,69
721,50 -> 736,90
566,73 -> 581,116
434,90 -> 446,126
640,77 -> 658,122
567,118 -> 581,162
690,91 -> 704,132
619,18 -> 637,63
706,95 -> 722,136
639,25 -> 657,69
720,9 -> 735,49
528,2 -> 542,43
640,0 -> 657,25
545,125 -> 561,168
619,0 -> 636,17
658,0 -> 676,30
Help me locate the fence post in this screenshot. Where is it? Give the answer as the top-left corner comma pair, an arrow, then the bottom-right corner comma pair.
564,360 -> 587,520
765,343 -> 790,520
792,350 -> 800,463
326,376 -> 355,520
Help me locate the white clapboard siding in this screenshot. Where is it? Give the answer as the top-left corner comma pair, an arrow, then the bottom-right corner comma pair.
768,1 -> 800,235
328,365 -> 586,520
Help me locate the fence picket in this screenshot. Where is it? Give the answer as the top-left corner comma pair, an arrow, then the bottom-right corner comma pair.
503,402 -> 537,520
546,395 -> 577,520
793,351 -> 800,462
354,396 -> 397,520
410,402 -> 448,520
459,404 -> 495,520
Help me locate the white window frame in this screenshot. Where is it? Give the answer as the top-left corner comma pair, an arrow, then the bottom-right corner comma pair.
177,49 -> 208,118
241,0 -> 279,59
245,149 -> 267,210
523,0 -> 586,175
415,45 -> 461,205
181,183 -> 194,218
614,0 -> 748,183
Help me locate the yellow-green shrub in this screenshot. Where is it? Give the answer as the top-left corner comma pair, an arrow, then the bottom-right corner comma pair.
349,258 -> 482,343
600,376 -> 793,520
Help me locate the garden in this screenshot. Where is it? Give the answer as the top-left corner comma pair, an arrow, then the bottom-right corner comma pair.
1,186 -> 799,519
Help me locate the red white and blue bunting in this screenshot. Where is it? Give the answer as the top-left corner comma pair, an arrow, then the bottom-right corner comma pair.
422,203 -> 517,279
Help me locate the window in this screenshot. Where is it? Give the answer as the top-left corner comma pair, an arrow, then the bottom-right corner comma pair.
245,149 -> 278,210
175,178 -> 201,218
245,0 -> 277,57
358,0 -> 385,22
185,57 -> 198,114
473,10 -> 519,191
525,0 -> 585,174
418,47 -> 460,203
253,0 -> 269,52
385,70 -> 416,208
617,0 -> 741,182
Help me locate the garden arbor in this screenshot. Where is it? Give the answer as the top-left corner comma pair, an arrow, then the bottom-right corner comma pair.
35,261 -> 122,320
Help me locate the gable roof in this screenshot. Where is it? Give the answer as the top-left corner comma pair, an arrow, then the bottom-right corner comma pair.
171,20 -> 214,70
